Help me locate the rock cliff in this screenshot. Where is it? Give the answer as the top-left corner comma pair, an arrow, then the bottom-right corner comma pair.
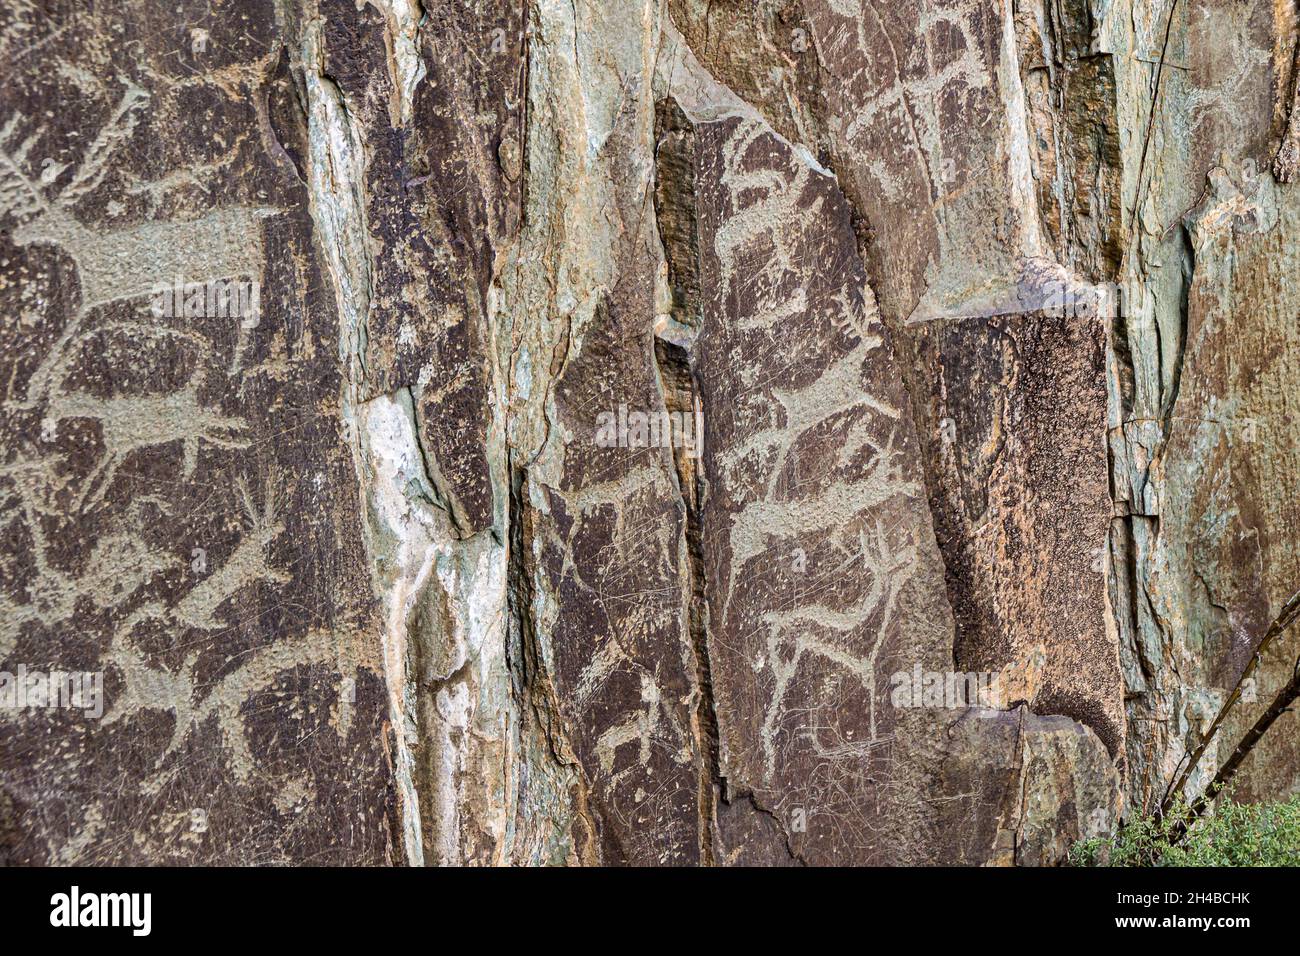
2,0 -> 1298,865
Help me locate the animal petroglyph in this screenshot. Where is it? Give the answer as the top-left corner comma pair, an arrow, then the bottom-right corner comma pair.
809,0 -> 993,201
1,85 -> 279,428
1,0 -> 406,867
1,89 -> 278,315
98,474 -> 294,779
685,108 -> 951,847
756,518 -> 923,777
8,0 -> 1257,867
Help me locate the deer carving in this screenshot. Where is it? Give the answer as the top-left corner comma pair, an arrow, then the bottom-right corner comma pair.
0,82 -> 281,513
1,84 -> 277,311
1,83 -> 279,411
58,368 -> 251,511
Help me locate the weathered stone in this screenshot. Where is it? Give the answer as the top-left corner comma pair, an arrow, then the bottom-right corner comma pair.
4,0 -> 1299,866
932,708 -> 1118,866
0,0 -> 397,864
908,309 -> 1121,756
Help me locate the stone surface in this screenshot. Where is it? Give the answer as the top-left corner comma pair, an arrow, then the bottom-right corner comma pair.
1,0 -> 1297,865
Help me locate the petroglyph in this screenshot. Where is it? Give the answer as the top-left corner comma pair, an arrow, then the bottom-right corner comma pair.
6,0 -> 1293,867
63,376 -> 252,513
655,80 -> 948,859
1,96 -> 278,318
1,1 -> 397,865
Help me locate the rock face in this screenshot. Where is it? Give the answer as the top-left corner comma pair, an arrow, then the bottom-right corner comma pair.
1,0 -> 1297,865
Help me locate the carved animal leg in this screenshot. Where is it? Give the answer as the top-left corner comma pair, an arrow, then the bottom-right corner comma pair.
75,450 -> 123,514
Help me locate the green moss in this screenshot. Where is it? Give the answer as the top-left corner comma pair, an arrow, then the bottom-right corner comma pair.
1070,791 -> 1300,866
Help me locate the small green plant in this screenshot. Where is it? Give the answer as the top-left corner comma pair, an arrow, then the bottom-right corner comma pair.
1070,791 -> 1300,866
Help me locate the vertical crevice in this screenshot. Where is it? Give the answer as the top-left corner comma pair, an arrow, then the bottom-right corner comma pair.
1273,26 -> 1300,182
652,335 -> 719,865
504,458 -> 536,758
1129,0 -> 1181,234
1157,221 -> 1193,444
517,0 -> 533,226
651,95 -> 721,864
297,16 -> 428,864
504,457 -> 602,864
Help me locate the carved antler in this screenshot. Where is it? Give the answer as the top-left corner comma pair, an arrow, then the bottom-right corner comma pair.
0,112 -> 52,221
0,79 -> 147,225
58,80 -> 148,206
